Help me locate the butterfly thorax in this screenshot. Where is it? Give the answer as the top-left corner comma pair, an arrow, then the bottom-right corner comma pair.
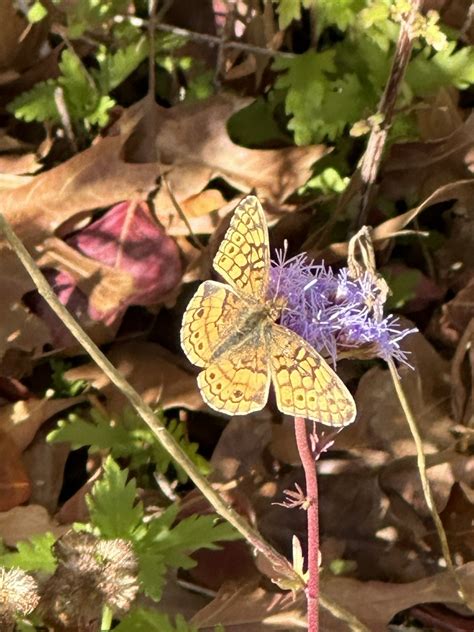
209,291 -> 286,362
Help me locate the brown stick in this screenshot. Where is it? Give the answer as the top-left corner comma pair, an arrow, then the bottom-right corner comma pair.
355,0 -> 422,228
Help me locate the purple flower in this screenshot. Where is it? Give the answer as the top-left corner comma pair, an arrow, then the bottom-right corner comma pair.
269,250 -> 416,367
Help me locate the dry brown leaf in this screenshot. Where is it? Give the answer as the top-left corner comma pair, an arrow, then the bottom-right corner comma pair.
66,341 -> 205,414
190,579 -> 306,631
340,330 -> 452,458
0,430 -> 30,511
0,504 -> 65,546
321,563 -> 474,632
0,395 -> 85,452
316,179 -> 474,263
381,113 -> 474,201
23,425 -> 70,514
0,94 -> 325,364
439,279 -> 474,345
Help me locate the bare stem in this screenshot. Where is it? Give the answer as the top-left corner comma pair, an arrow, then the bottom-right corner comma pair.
387,359 -> 471,607
0,212 -> 298,588
355,0 -> 422,228
294,417 -> 319,632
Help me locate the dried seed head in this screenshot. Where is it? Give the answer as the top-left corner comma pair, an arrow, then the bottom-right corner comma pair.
0,567 -> 40,628
40,532 -> 139,630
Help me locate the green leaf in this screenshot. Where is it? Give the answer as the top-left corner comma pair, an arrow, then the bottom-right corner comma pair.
48,408 -> 130,450
275,50 -> 368,143
27,1 -> 47,23
140,508 -> 240,570
383,268 -> 422,310
0,532 -> 56,573
65,0 -> 130,38
316,0 -> 364,31
58,49 -> 99,120
227,96 -> 289,147
49,359 -> 89,398
86,457 -> 144,539
136,551 -> 167,602
49,407 -> 210,484
7,80 -> 58,123
274,0 -> 306,29
135,506 -> 239,602
406,43 -> 474,96
96,37 -> 149,94
115,609 -> 197,632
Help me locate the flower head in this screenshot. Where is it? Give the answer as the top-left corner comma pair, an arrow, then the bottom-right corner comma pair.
0,567 -> 39,628
269,250 -> 416,367
40,532 -> 138,630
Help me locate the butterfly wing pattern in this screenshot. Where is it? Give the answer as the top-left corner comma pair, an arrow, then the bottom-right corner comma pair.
180,195 -> 356,426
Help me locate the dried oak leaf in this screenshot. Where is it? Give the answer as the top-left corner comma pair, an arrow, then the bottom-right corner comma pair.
316,179 -> 474,263
0,94 -> 325,363
321,563 -> 474,632
380,112 -> 474,202
339,329 -> 452,458
65,341 -> 204,414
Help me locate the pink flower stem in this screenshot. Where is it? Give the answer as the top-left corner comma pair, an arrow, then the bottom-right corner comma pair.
294,416 -> 319,632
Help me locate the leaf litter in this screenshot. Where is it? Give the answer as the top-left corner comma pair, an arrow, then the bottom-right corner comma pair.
0,2 -> 473,631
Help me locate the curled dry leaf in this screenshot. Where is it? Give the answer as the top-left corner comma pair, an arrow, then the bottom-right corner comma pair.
315,179 -> 474,263
0,395 -> 85,453
439,279 -> 474,345
31,200 -> 183,338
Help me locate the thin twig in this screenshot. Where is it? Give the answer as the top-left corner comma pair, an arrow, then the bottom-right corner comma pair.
294,417 -> 319,632
387,359 -> 472,608
354,0 -> 422,229
116,17 -> 295,58
0,212 -> 298,588
53,86 -> 78,153
147,0 -> 159,98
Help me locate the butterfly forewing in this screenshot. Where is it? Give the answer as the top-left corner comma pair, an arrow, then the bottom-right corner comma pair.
180,280 -> 244,367
213,195 -> 269,298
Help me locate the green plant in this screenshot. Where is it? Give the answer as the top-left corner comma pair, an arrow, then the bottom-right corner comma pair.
0,457 -> 238,629
48,406 -> 210,483
272,0 -> 472,145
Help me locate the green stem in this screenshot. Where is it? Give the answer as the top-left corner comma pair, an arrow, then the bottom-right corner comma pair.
0,213 -> 297,588
101,604 -> 113,631
387,359 -> 471,607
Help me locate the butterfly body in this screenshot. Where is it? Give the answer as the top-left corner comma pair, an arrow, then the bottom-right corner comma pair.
181,196 -> 356,425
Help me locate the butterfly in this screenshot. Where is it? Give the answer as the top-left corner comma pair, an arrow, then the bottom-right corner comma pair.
180,196 -> 356,425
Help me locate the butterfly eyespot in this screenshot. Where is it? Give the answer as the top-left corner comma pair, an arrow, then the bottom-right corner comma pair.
194,332 -> 200,338
216,383 -> 222,390
209,372 -> 216,379
196,308 -> 204,318
296,394 -> 304,402
197,342 -> 204,350
233,389 -> 243,399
